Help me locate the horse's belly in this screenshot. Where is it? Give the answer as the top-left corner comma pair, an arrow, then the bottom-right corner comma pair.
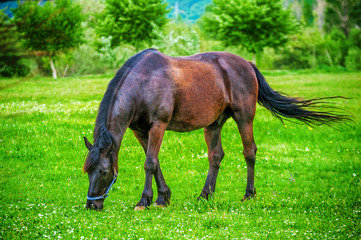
167,93 -> 227,132
167,117 -> 212,132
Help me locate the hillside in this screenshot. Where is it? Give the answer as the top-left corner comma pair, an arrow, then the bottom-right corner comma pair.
166,0 -> 212,22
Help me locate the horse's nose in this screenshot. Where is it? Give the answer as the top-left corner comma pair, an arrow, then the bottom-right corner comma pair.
86,201 -> 97,210
86,202 -> 98,210
86,200 -> 103,211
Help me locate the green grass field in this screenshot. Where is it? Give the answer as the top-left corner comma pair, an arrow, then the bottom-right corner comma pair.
1,71 -> 360,239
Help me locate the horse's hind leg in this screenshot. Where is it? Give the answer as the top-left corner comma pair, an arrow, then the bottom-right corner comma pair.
233,111 -> 257,200
200,118 -> 228,199
134,122 -> 171,210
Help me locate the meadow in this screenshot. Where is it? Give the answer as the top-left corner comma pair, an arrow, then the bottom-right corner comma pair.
0,71 -> 360,239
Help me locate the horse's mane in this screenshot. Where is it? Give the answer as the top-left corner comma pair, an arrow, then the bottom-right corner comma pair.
84,48 -> 158,172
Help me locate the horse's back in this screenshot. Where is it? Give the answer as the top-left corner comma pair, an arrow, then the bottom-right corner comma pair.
128,50 -> 258,132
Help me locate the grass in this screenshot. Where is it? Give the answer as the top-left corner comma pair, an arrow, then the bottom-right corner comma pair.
0,71 -> 360,239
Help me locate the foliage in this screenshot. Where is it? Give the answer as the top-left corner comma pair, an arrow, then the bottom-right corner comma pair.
11,0 -> 85,78
345,28 -> 361,70
152,20 -> 200,56
12,0 -> 84,54
321,28 -> 348,66
200,0 -> 298,55
0,72 -> 360,238
0,10 -> 29,77
324,0 -> 361,37
347,27 -> 361,50
345,48 -> 361,71
61,2 -> 127,77
96,0 -> 170,51
77,0 -> 105,27
274,28 -> 321,69
2,0 -> 360,76
274,27 -> 358,69
301,0 -> 315,26
274,25 -> 361,70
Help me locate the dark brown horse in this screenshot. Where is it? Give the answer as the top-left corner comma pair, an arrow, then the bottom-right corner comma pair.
83,49 -> 349,210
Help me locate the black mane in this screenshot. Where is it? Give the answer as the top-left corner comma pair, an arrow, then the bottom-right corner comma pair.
84,48 -> 157,172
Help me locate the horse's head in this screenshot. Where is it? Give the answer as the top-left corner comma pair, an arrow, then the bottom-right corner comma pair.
83,137 -> 117,210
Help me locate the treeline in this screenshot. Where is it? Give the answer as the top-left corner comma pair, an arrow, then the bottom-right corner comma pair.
1,0 -> 360,78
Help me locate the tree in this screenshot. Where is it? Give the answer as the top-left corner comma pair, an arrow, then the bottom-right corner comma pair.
302,0 -> 316,26
201,0 -> 298,63
12,0 -> 84,79
0,10 -> 30,77
96,0 -> 170,51
325,0 -> 361,37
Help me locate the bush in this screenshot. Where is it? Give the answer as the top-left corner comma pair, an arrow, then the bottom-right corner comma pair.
347,28 -> 361,49
346,48 -> 361,70
345,28 -> 361,70
273,27 -> 356,70
152,20 -> 200,56
273,28 -> 322,69
321,28 -> 348,66
0,60 -> 30,77
68,43 -> 134,76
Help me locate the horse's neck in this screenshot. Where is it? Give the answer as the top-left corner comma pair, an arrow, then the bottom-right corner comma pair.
107,95 -> 133,151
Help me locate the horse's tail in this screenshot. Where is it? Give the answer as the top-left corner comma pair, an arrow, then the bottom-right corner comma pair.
250,63 -> 352,126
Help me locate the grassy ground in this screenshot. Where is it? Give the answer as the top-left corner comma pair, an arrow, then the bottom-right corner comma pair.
0,71 -> 360,239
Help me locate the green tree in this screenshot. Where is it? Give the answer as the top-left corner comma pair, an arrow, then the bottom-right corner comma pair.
96,0 -> 170,51
302,0 -> 316,26
12,0 -> 84,79
201,0 -> 298,63
325,0 -> 361,37
0,10 -> 30,77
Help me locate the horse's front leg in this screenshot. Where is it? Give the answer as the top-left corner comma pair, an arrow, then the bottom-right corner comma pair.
135,122 -> 170,210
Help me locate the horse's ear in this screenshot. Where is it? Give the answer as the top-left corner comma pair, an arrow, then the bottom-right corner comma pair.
84,137 -> 93,150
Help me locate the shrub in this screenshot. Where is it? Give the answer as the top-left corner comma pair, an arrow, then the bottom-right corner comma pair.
273,28 -> 322,69
345,28 -> 361,70
152,20 -> 200,57
345,48 -> 361,70
321,28 -> 348,66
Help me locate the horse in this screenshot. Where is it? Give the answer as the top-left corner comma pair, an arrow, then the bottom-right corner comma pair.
83,48 -> 350,210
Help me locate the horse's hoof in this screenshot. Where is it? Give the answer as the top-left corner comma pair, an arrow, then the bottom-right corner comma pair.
154,203 -> 166,208
134,206 -> 146,211
198,193 -> 208,200
154,197 -> 170,207
241,195 -> 249,202
241,193 -> 257,202
242,188 -> 257,202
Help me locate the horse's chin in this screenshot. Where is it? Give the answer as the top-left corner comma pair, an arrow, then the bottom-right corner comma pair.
86,200 -> 104,211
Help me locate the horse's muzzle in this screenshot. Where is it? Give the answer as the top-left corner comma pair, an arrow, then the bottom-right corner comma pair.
86,200 -> 103,211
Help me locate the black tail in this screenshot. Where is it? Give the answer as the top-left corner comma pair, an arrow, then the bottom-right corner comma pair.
251,64 -> 352,126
